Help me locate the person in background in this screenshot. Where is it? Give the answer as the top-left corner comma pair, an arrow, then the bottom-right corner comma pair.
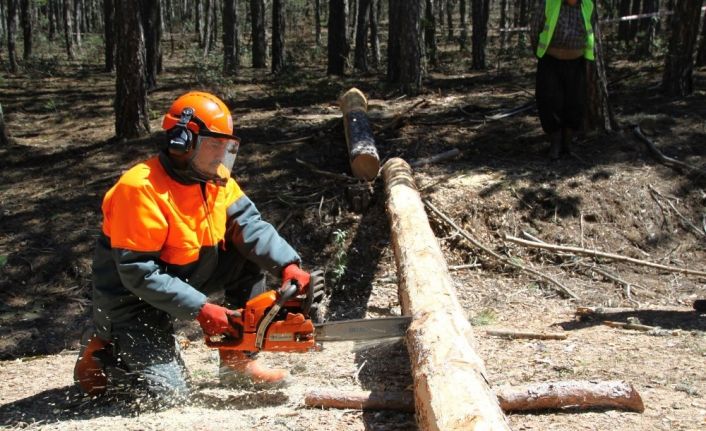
531,0 -> 596,160
73,91 -> 315,404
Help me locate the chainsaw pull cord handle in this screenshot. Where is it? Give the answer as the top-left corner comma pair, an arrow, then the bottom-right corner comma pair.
255,282 -> 298,350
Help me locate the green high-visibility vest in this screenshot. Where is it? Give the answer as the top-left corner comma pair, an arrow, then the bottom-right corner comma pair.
536,0 -> 595,60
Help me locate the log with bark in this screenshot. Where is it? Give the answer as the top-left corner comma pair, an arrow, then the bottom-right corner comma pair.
339,88 -> 380,181
304,380 -> 645,413
382,158 -> 510,431
485,329 -> 568,340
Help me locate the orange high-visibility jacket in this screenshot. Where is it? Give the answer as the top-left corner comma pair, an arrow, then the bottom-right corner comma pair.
92,153 -> 300,338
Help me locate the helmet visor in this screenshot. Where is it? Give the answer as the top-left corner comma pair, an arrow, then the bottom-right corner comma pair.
189,135 -> 240,180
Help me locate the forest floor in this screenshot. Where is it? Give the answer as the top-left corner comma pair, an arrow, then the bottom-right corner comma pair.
0,37 -> 705,430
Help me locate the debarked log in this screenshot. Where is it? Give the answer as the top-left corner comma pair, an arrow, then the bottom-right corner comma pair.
339,88 -> 380,181
382,158 -> 511,431
304,380 -> 644,413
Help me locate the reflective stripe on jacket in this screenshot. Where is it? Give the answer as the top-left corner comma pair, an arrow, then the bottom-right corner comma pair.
92,153 -> 300,338
536,0 -> 595,60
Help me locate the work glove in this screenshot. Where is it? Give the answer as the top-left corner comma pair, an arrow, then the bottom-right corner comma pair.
196,303 -> 239,337
281,263 -> 311,295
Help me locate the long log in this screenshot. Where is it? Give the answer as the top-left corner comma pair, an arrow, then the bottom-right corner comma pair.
339,88 -> 380,181
304,380 -> 644,413
382,158 -> 510,431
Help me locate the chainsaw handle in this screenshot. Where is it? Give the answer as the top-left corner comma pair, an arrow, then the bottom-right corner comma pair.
277,282 -> 298,304
255,283 -> 298,350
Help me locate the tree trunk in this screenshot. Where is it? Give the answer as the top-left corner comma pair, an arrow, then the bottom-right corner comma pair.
314,0 -> 321,45
382,158 -> 511,431
695,5 -> 706,66
369,0 -> 379,68
73,0 -> 81,47
628,0 -> 641,40
48,0 -> 56,40
327,0 -> 348,75
458,0 -> 467,51
223,0 -> 238,74
6,0 -> 18,72
353,0 -> 370,71
195,0 -> 203,46
399,0 -> 423,95
424,0 -> 438,67
636,0 -> 658,56
63,0 -> 74,59
250,0 -> 266,67
499,0 -> 508,51
618,0 -> 631,41
202,0 -> 212,55
103,0 -> 114,72
114,0 -> 149,139
347,0 -> 356,53
445,0 -> 454,42
662,0 -> 704,96
471,0 -> 489,69
141,0 -> 162,90
271,0 -> 285,73
20,0 -> 30,59
386,0 -> 400,82
586,7 -> 619,131
339,88 -> 380,180
0,103 -> 11,146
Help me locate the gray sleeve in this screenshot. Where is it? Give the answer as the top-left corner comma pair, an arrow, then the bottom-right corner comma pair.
227,194 -> 301,275
113,248 -> 207,320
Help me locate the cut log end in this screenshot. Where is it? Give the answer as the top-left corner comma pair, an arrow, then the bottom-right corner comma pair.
339,87 -> 368,113
351,153 -> 381,181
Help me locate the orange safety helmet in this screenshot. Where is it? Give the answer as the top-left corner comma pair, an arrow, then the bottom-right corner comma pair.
162,91 -> 235,137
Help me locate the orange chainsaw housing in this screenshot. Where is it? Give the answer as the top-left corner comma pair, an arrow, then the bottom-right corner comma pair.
204,290 -> 317,353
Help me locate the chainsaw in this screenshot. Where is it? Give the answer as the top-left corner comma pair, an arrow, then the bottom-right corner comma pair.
204,271 -> 410,353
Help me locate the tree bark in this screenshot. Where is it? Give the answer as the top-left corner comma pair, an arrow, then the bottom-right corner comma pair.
458,0 -> 467,51
74,0 -> 82,47
103,0 -> 114,72
63,0 -> 74,59
114,0 -> 150,139
6,0 -> 18,72
397,0 -> 423,95
20,0 -> 31,59
201,0 -> 212,55
339,88 -> 380,180
424,0 -> 438,67
368,0 -> 379,68
271,0 -> 285,73
662,0 -> 704,96
141,0 -> 162,90
586,8 -> 619,132
314,0 -> 321,45
353,0 -> 370,71
618,0 -> 631,41
695,4 -> 706,66
48,0 -> 57,40
222,0 -> 239,74
250,0 -> 266,67
386,0 -> 400,81
637,0 -> 658,56
382,158 -> 511,431
304,381 -> 645,413
446,0 -> 454,41
327,0 -> 348,75
0,102 -> 12,146
499,0 -> 508,51
471,0 -> 489,69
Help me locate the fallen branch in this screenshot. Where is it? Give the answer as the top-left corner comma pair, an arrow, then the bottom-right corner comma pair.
576,306 -> 640,317
603,320 -> 656,332
485,101 -> 535,121
504,234 -> 706,277
305,380 -> 644,413
485,329 -> 567,340
648,184 -> 705,238
268,135 -> 314,145
377,99 -> 429,133
424,200 -> 580,299
633,125 -> 706,176
410,148 -> 461,168
295,158 -> 357,182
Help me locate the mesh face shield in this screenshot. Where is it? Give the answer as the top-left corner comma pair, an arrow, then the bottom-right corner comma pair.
188,135 -> 240,181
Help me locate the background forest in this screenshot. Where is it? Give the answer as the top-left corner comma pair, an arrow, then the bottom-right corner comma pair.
0,1 -> 705,430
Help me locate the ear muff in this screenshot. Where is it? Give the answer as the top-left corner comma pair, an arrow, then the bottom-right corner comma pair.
167,107 -> 195,153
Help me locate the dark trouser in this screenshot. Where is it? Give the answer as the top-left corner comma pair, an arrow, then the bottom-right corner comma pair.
96,248 -> 267,404
535,55 -> 586,134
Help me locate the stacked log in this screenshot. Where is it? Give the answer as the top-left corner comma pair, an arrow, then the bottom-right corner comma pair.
339,88 -> 380,181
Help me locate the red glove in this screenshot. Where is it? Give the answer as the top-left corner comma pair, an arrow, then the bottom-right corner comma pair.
196,303 -> 238,337
282,263 -> 311,294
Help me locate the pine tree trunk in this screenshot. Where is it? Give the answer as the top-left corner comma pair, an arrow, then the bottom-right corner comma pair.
636,0 -> 658,56
250,0 -> 266,67
695,6 -> 706,66
353,0 -> 371,71
114,0 -> 149,139
586,7 -> 618,132
6,0 -> 18,72
618,0 -> 631,41
271,0 -> 285,73
347,0 -> 356,53
458,0 -> 467,51
369,0 -> 380,68
223,0 -> 238,74
327,0 -> 348,75
446,0 -> 454,42
425,0 -> 438,67
0,102 -> 11,146
315,0 -> 321,45
196,0 -> 203,47
20,0 -> 31,59
63,0 -> 74,59
74,0 -> 81,47
202,0 -> 212,55
103,0 -> 114,71
471,0 -> 489,69
142,0 -> 161,90
397,0 -> 422,95
499,0 -> 508,51
628,0 -> 641,40
386,0 -> 400,81
662,0 -> 704,96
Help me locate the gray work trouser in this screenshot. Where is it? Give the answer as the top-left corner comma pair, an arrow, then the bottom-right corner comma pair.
95,249 -> 268,405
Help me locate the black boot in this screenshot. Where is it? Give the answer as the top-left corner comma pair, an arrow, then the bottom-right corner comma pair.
548,131 -> 562,161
